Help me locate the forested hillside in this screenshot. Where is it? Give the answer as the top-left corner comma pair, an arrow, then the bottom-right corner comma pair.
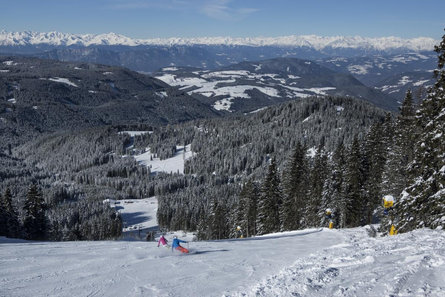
0,93 -> 387,241
0,56 -> 219,149
140,96 -> 390,238
1,31 -> 444,242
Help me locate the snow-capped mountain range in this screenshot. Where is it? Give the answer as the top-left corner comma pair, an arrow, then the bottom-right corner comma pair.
0,30 -> 438,51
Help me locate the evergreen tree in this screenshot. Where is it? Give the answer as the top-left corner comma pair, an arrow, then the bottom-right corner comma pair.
23,184 -> 48,240
321,142 -> 346,228
209,199 -> 228,240
237,179 -> 259,237
305,146 -> 329,227
395,30 -> 445,232
362,122 -> 387,225
384,91 -> 418,198
2,188 -> 20,238
280,143 -> 308,231
257,158 -> 282,234
343,136 -> 363,227
0,192 -> 6,236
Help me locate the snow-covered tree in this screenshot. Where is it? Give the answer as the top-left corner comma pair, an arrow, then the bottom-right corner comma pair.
395,30 -> 445,232
280,143 -> 308,231
1,188 -> 20,238
343,136 -> 363,227
321,142 -> 346,228
305,146 -> 329,227
23,184 -> 48,240
237,179 -> 259,237
257,158 -> 282,234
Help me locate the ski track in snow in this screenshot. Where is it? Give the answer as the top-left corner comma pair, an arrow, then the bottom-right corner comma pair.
2,195 -> 445,297
2,228 -> 444,297
1,229 -> 339,297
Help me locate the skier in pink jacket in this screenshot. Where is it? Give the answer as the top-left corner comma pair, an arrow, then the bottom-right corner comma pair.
157,235 -> 169,248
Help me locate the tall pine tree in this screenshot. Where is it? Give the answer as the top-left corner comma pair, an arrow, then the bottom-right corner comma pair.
321,142 -> 346,228
362,122 -> 387,224
395,30 -> 445,232
343,136 -> 363,227
2,188 -> 20,238
23,184 -> 48,240
280,143 -> 308,231
257,158 -> 282,234
305,146 -> 329,227
237,179 -> 259,237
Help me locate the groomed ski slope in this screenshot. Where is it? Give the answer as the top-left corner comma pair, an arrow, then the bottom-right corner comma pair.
1,227 -> 445,297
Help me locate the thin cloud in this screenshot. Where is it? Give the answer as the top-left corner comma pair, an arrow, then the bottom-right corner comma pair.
107,0 -> 187,10
200,0 -> 258,20
107,0 -> 258,20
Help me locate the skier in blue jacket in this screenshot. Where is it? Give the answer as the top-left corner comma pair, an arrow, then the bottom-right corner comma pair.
172,236 -> 189,253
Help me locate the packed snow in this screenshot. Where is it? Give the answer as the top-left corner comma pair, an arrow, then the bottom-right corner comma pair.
1,225 -> 444,296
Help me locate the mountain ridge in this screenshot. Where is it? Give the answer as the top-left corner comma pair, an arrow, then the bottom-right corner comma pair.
0,30 -> 438,52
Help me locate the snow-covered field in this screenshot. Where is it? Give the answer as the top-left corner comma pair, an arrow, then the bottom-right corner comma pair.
2,195 -> 445,297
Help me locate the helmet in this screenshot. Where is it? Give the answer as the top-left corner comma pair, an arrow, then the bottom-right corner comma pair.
173,236 -> 177,239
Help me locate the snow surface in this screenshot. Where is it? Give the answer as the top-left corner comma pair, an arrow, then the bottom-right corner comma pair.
336,105 -> 345,112
413,79 -> 431,87
47,77 -> 79,88
134,144 -> 193,174
347,64 -> 373,75
118,131 -> 151,137
307,147 -> 317,158
1,226 -> 444,297
115,198 -> 159,234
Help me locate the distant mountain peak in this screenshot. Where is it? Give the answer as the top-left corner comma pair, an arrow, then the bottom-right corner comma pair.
0,30 -> 438,52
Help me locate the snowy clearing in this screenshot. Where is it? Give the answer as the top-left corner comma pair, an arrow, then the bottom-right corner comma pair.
118,131 -> 152,137
134,144 -> 194,174
112,197 -> 159,233
47,77 -> 79,88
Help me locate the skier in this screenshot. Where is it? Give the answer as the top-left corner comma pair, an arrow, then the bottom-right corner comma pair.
157,234 -> 169,248
171,236 -> 189,253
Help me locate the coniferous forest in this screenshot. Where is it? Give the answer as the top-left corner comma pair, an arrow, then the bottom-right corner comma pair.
1,30 -> 444,241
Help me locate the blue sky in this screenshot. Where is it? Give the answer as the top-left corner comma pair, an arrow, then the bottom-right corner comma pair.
1,0 -> 444,39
